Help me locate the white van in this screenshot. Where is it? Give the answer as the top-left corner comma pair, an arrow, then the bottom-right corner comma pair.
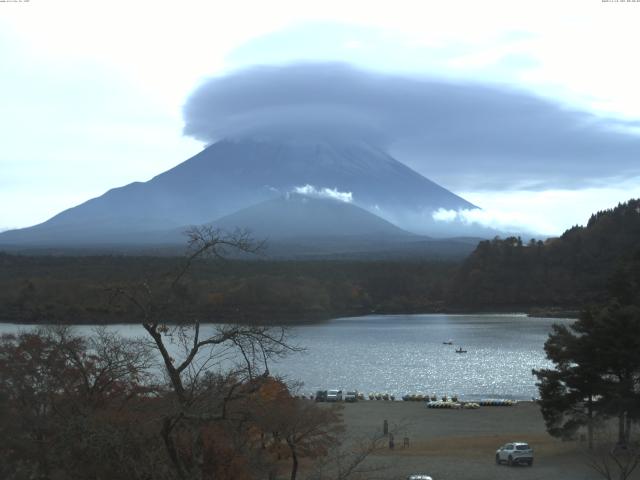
326,389 -> 343,402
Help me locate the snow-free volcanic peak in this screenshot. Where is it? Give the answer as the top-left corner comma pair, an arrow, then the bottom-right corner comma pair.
0,138 -> 478,247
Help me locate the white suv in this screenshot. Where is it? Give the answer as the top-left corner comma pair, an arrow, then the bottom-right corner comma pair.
495,442 -> 533,466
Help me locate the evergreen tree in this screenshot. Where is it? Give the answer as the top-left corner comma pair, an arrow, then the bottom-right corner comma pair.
534,303 -> 640,448
534,312 -> 604,449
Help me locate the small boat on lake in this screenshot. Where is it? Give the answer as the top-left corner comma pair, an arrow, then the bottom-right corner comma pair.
455,347 -> 467,353
443,340 -> 454,345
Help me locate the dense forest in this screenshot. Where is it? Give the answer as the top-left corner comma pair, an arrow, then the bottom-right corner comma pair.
449,199 -> 640,311
1,199 -> 639,324
0,254 -> 455,324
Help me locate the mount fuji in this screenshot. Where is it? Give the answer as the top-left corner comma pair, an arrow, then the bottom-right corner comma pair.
0,138 -> 485,254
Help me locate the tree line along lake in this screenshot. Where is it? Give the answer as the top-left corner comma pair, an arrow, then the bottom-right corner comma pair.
0,313 -> 572,400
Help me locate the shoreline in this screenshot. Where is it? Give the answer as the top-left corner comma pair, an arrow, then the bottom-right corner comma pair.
0,307 -> 578,326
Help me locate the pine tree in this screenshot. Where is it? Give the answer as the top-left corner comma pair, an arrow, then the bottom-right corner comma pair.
534,303 -> 640,448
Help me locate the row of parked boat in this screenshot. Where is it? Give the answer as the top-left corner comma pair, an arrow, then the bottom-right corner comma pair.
402,394 -> 460,402
479,399 -> 516,406
297,391 -> 517,406
422,398 -> 516,407
426,401 -> 480,409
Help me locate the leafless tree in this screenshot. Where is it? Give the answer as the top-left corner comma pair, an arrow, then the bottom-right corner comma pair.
587,426 -> 640,480
111,226 -> 301,479
307,428 -> 399,480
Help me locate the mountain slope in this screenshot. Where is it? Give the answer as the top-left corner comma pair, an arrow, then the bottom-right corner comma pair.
212,193 -> 413,239
0,138 -> 477,246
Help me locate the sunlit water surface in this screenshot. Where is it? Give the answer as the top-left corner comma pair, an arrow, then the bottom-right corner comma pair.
0,314 -> 571,400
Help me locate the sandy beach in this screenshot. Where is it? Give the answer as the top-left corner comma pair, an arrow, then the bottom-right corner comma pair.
316,400 -> 635,480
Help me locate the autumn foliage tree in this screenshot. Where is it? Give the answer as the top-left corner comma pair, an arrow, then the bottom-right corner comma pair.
248,378 -> 344,480
0,227 -> 349,480
0,327 -> 160,480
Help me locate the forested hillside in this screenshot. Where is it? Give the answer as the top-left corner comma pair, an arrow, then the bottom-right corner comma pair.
2,199 -> 639,324
448,199 -> 640,310
0,254 -> 454,324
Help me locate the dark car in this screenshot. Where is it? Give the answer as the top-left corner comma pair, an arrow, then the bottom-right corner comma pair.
315,390 -> 328,402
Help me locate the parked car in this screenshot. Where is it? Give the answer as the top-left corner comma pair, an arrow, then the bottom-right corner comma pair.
344,390 -> 358,402
326,389 -> 343,402
495,442 -> 534,466
315,390 -> 328,402
406,475 -> 433,480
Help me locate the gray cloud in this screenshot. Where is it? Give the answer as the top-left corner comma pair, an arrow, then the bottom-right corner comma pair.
182,62 -> 640,189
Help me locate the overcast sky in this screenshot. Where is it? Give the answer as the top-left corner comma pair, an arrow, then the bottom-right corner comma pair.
1,0 -> 640,235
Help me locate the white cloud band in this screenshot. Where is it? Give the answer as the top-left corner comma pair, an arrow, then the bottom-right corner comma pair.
293,184 -> 353,203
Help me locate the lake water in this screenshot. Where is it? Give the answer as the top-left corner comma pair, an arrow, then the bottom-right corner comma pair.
0,313 -> 571,400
